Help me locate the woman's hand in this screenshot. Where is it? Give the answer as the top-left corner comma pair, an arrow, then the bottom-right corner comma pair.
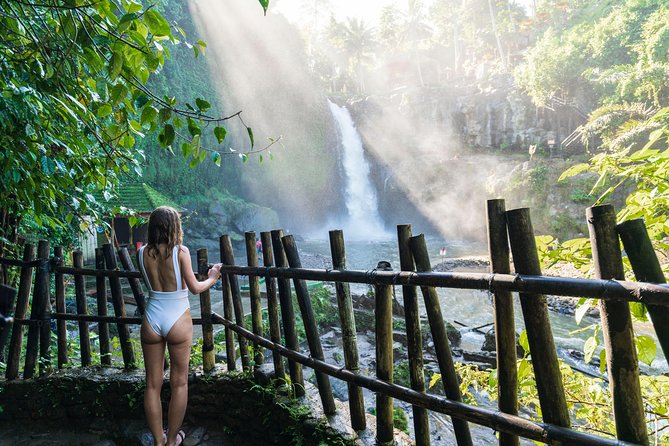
208,263 -> 223,280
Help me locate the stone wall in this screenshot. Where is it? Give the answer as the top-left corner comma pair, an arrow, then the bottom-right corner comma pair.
0,366 -> 357,446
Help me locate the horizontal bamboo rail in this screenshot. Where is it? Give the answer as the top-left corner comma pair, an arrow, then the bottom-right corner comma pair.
209,312 -> 637,446
213,265 -> 669,305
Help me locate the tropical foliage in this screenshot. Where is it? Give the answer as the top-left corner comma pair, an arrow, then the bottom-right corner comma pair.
0,0 -> 268,283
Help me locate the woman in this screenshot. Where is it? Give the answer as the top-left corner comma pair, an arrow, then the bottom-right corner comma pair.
137,206 -> 222,446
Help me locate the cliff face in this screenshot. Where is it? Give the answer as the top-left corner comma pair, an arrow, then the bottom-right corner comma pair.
346,80 -> 590,240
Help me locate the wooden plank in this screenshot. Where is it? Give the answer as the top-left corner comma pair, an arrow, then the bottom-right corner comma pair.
329,229 -> 366,431
506,208 -> 570,428
5,244 -> 34,379
197,248 -> 215,372
270,229 -> 304,396
282,234 -> 336,415
260,231 -> 286,382
486,199 -> 519,446
245,232 -> 264,369
410,234 -> 473,446
587,206 -> 647,445
220,235 -> 250,370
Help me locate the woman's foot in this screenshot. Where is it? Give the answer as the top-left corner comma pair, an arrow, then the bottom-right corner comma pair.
166,429 -> 185,446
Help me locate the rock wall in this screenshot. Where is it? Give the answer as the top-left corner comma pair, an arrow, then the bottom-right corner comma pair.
0,367 -> 355,446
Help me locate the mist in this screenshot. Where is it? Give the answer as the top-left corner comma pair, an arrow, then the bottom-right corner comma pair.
189,0 -> 517,241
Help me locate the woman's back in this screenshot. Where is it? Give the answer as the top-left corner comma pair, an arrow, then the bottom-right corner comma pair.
139,244 -> 186,293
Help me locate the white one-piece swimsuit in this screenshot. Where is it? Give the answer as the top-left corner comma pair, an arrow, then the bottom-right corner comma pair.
138,245 -> 190,337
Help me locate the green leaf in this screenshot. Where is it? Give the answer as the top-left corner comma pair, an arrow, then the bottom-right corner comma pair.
140,105 -> 158,126
97,104 -> 113,118
575,299 -> 592,325
187,118 -> 201,137
558,163 -> 589,182
195,98 -> 210,112
247,127 -> 254,147
109,51 -> 124,80
258,0 -> 269,15
159,107 -> 172,123
629,302 -> 647,321
144,10 -> 171,37
428,373 -> 442,389
41,156 -> 55,175
158,124 -> 175,147
212,151 -> 221,166
635,335 -> 656,366
518,330 -> 529,356
583,335 -> 598,364
214,126 -> 227,144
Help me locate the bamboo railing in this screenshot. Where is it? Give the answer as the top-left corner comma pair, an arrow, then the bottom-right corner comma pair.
0,200 -> 668,446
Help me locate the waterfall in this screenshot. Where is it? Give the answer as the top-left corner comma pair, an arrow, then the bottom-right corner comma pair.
328,100 -> 386,239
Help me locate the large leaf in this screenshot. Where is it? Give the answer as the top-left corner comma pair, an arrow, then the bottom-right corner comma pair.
144,10 -> 171,37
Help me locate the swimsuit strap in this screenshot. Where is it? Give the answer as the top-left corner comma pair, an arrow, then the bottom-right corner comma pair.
172,245 -> 184,290
138,245 -> 153,292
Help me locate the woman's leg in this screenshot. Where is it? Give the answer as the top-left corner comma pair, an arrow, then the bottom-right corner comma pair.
141,320 -> 167,446
165,310 -> 193,446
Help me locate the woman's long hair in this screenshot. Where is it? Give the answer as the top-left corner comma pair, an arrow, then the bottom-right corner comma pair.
146,206 -> 182,259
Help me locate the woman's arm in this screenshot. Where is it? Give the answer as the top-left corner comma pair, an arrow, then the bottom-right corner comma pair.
179,246 -> 222,295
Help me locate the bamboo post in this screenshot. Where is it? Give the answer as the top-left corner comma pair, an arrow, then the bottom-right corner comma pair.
197,248 -> 215,372
220,235 -> 250,370
270,229 -> 304,396
6,244 -> 34,380
24,240 -> 51,378
220,236 -> 236,370
39,242 -> 53,376
486,200 -> 519,446
397,224 -> 429,445
376,277 -> 395,445
329,229 -> 366,431
245,232 -> 264,369
103,243 -> 135,369
260,231 -> 286,382
73,251 -> 92,367
505,208 -> 570,427
587,206 -> 647,445
95,248 -> 111,366
0,285 -> 17,362
410,234 -> 473,446
54,247 -> 68,368
118,246 -> 147,315
618,218 -> 669,359
282,234 -> 336,415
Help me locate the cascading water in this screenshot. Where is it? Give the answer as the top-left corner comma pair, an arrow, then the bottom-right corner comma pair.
328,100 -> 387,239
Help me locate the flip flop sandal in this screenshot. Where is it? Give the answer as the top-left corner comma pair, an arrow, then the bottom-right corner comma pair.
175,430 -> 186,446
